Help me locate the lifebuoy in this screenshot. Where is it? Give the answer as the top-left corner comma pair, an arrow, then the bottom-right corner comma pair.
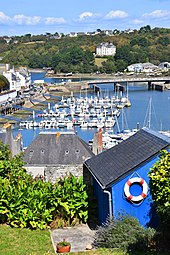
124,177 -> 148,203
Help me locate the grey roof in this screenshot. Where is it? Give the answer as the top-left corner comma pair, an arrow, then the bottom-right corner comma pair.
23,131 -> 94,165
84,128 -> 170,189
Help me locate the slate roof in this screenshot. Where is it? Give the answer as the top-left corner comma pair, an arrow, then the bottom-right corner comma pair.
23,131 -> 94,165
84,128 -> 170,189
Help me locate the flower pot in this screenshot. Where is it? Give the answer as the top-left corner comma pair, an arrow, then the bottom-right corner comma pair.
56,245 -> 71,253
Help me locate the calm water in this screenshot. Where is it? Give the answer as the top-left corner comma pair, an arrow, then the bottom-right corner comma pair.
12,72 -> 170,148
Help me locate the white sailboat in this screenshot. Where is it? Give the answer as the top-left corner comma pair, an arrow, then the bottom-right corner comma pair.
143,97 -> 159,130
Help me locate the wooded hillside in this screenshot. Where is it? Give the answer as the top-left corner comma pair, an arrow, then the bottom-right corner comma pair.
0,26 -> 170,73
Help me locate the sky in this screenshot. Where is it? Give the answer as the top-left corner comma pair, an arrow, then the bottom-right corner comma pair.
0,0 -> 170,36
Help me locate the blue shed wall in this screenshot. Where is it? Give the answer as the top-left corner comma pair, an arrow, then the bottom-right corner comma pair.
93,178 -> 109,224
111,155 -> 159,227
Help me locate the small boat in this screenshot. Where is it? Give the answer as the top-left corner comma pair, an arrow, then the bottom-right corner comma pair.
80,121 -> 88,129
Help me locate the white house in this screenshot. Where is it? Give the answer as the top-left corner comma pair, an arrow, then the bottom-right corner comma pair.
158,62 -> 170,69
142,62 -> 158,73
127,62 -> 158,73
69,32 -> 77,37
3,67 -> 31,91
127,63 -> 143,72
96,42 -> 116,56
103,30 -> 113,36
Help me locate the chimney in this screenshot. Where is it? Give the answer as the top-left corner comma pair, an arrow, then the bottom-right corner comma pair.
3,123 -> 12,130
3,123 -> 22,156
92,128 -> 103,155
97,128 -> 103,154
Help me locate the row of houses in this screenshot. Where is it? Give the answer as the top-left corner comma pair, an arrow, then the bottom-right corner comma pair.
1,30 -> 121,44
1,123 -> 169,228
127,62 -> 170,73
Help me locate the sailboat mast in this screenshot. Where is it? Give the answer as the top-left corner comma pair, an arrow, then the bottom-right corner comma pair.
127,82 -> 129,100
148,98 -> 152,129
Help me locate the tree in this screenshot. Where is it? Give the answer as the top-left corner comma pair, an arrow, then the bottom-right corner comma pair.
148,150 -> 170,250
101,58 -> 117,73
149,150 -> 170,224
156,36 -> 170,46
139,25 -> 151,33
0,75 -> 10,91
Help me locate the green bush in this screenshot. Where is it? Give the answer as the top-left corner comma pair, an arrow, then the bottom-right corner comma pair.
93,214 -> 156,252
148,150 -> 170,251
0,142 -> 88,229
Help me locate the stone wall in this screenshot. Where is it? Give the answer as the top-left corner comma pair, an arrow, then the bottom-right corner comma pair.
25,166 -> 45,178
44,164 -> 83,183
26,164 -> 92,185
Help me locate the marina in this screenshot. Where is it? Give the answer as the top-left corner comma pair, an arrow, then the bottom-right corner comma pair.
10,72 -> 170,150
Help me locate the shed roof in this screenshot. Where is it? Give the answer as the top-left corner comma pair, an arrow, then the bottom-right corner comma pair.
84,128 -> 170,189
23,131 -> 94,165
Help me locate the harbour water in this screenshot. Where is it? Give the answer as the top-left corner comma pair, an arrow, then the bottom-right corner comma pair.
12,72 -> 170,148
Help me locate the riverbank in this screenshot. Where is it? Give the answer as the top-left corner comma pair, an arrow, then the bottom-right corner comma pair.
46,72 -> 115,79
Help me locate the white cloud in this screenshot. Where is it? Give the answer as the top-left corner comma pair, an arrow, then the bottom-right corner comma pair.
143,9 -> 170,19
13,15 -> 41,25
132,19 -> 143,24
45,17 -> 66,25
0,12 -> 11,24
105,10 -> 128,19
78,12 -> 97,21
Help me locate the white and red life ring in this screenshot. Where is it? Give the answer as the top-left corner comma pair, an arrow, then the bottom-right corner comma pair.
124,177 -> 148,203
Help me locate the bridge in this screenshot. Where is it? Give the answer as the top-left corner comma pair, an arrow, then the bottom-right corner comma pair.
87,76 -> 170,92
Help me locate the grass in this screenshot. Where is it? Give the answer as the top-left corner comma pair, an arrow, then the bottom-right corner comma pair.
0,225 -> 169,255
94,57 -> 107,67
0,225 -> 54,255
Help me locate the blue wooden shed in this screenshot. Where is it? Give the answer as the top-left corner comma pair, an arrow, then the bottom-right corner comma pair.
84,128 -> 170,227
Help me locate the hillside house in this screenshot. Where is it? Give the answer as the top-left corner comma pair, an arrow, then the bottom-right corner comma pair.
96,42 -> 116,56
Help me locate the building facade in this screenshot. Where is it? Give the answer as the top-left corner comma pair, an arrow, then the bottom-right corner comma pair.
3,67 -> 31,91
96,42 -> 116,56
23,131 -> 94,182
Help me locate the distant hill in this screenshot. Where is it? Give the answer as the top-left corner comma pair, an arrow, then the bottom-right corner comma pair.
0,26 -> 170,73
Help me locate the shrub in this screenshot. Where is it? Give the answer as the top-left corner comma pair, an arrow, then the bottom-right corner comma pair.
0,142 -> 88,229
93,214 -> 156,252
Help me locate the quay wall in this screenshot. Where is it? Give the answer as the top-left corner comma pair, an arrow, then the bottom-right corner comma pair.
0,90 -> 17,103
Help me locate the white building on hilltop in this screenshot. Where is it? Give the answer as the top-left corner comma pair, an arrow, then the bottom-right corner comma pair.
96,42 -> 116,56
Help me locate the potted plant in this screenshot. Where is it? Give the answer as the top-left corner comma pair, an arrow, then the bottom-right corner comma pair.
56,239 -> 71,253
